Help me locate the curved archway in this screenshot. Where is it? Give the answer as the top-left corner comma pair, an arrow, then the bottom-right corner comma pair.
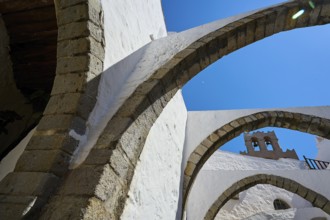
184,111 -> 330,209
1,0 -> 328,218
76,1 -> 330,218
204,174 -> 330,220
0,0 -> 105,219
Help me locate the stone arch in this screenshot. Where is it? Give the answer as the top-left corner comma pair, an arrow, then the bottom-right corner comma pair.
0,0 -> 105,218
54,1 -> 330,218
204,174 -> 330,220
1,0 -> 329,219
184,111 -> 330,209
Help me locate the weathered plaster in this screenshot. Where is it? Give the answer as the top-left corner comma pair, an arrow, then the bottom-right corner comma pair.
187,150 -> 330,220
101,0 -> 167,68
316,137 -> 330,163
121,90 -> 187,219
184,106 -> 330,167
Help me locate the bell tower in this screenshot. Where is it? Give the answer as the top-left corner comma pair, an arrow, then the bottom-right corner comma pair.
240,131 -> 299,160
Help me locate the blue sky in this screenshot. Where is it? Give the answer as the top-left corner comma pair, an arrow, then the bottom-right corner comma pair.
162,0 -> 330,159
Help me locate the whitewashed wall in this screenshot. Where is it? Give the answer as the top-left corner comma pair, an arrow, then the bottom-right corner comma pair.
245,207 -> 329,220
101,0 -> 167,69
184,106 -> 330,168
121,91 -> 187,220
187,151 -> 330,220
216,184 -> 312,220
316,137 -> 330,163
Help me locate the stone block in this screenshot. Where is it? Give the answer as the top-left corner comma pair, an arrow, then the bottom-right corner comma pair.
51,72 -> 87,95
296,114 -> 312,132
201,138 -> 213,148
323,201 -> 330,215
275,176 -> 284,188
236,25 -> 246,49
230,120 -> 241,129
307,117 -> 321,134
208,133 -> 219,142
37,114 -> 74,131
216,128 -> 227,138
15,150 -> 71,177
39,195 -> 89,220
309,4 -> 322,25
184,162 -> 196,176
195,145 -> 208,156
94,164 -> 124,202
26,133 -> 65,151
318,119 -> 330,138
245,20 -> 256,45
57,0 -> 87,9
109,147 -> 134,185
0,172 -> 59,196
84,149 -> 112,165
58,21 -> 89,41
255,16 -> 266,41
117,94 -> 145,118
313,194 -> 328,209
284,7 -> 298,30
58,4 -> 89,25
57,3 -> 101,26
265,12 -> 276,37
196,47 -> 210,70
288,180 -> 299,193
76,81 -> 100,120
189,152 -> 201,164
305,190 -> 318,203
186,62 -> 201,79
57,55 -> 89,74
225,30 -> 236,52
320,3 -> 330,17
150,98 -> 165,117
58,21 -> 102,42
55,164 -> 92,196
44,93 -> 81,115
118,120 -> 149,164
183,175 -> 191,194
222,124 -> 234,133
61,135 -> 80,154
84,197 -> 113,220
56,53 -> 102,75
174,48 -> 196,64
274,8 -> 287,33
135,79 -> 159,96
296,185 -> 308,198
176,70 -> 190,88
96,116 -> 132,148
57,37 -> 104,60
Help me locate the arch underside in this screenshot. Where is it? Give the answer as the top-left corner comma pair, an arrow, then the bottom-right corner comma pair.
204,174 -> 330,220
85,0 -> 330,218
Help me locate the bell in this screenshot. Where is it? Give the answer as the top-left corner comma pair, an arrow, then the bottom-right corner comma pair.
253,142 -> 258,147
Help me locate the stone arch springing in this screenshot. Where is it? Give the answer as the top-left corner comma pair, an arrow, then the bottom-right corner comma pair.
183,111 -> 330,210
204,174 -> 330,220
70,1 -> 330,218
0,0 -> 105,218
